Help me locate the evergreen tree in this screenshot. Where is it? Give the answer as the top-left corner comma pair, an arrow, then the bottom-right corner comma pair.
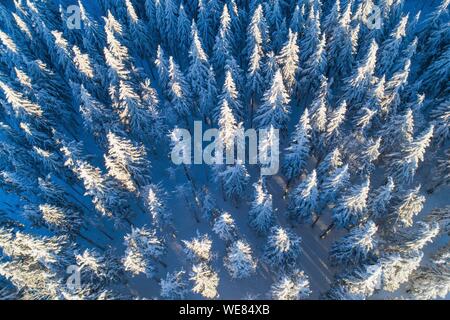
224,240 -> 257,279
424,206 -> 450,236
277,29 -> 299,90
213,212 -> 238,241
190,262 -> 219,299
380,108 -> 414,154
330,220 -> 378,266
389,186 -> 425,229
377,15 -> 408,77
188,23 -> 212,111
431,149 -> 450,191
357,137 -> 382,176
0,228 -> 71,299
380,250 -> 423,292
289,3 -> 305,35
299,6 -> 321,64
421,45 -> 450,97
270,269 -> 311,300
167,56 -> 192,118
219,161 -> 250,202
177,4 -> 191,57
212,4 -> 233,72
320,164 -> 350,204
246,4 -> 269,60
197,0 -> 214,51
164,0 -> 178,53
344,39 -> 378,107
142,184 -> 172,230
327,1 -> 353,78
288,170 -> 318,223
122,226 -> 165,278
407,244 -> 450,300
104,131 -> 151,193
381,58 -> 411,115
118,79 -> 161,137
124,0 -> 150,56
430,98 -> 450,146
24,204 -> 82,235
155,45 -> 170,91
335,262 -> 382,299
247,42 -> 265,105
218,99 -> 241,152
389,125 -> 434,184
332,178 -> 370,228
325,101 -> 347,145
217,70 -> 243,121
183,233 -> 213,262
317,148 -> 343,180
283,109 -> 311,181
388,221 -> 440,252
254,70 -> 290,130
160,269 -> 188,299
309,76 -> 329,147
263,226 -> 302,270
369,177 -> 395,220
78,85 -> 110,140
248,179 -> 275,235
298,33 -> 327,95
323,0 -> 340,36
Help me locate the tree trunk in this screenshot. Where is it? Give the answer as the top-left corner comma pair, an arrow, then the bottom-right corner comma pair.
311,214 -> 320,228
320,222 -> 335,239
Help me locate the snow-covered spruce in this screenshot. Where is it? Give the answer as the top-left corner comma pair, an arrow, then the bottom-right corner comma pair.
160,269 -> 188,300
263,226 -> 302,270
213,211 -> 237,242
224,240 -> 257,279
288,170 -> 318,223
248,178 -> 275,235
270,269 -> 311,300
122,226 -> 165,278
329,220 -> 378,266
182,233 -> 213,263
189,262 -> 219,299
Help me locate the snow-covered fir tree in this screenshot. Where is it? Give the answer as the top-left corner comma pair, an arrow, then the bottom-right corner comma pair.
122,226 -> 165,278
320,164 -> 350,204
332,178 -> 370,228
213,211 -> 237,242
248,178 -> 275,235
263,226 -> 302,270
288,170 -> 318,223
330,220 -> 378,266
254,69 -> 290,131
332,262 -> 383,299
270,269 -> 311,300
407,244 -> 450,300
190,262 -> 219,299
283,108 -> 311,182
369,177 -> 395,220
380,250 -> 423,292
277,29 -> 299,91
183,233 -> 213,262
219,161 -> 250,202
142,184 -> 172,230
104,131 -> 151,193
224,239 -> 257,279
160,269 -> 188,300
